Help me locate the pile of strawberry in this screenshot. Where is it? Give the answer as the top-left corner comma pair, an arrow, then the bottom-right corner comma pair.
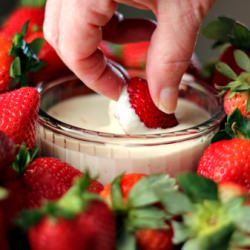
0,0 -> 250,248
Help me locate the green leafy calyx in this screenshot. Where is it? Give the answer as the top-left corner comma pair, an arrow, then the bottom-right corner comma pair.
203,16 -> 250,51
12,144 -> 38,174
172,173 -> 250,250
17,173 -> 100,230
9,21 -> 44,89
21,0 -> 46,8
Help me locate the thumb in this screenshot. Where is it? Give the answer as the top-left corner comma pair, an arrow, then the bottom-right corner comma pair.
147,0 -> 215,113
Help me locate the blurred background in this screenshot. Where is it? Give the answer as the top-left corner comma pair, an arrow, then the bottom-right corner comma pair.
1,0 -> 250,64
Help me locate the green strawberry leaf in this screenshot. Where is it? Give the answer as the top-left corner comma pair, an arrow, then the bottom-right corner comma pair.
225,108 -> 250,139
17,208 -> 45,230
21,0 -> 46,7
211,131 -> 232,143
161,191 -> 193,215
231,21 -> 250,51
9,22 -> 44,88
117,229 -> 136,250
111,175 -> 126,212
203,16 -> 250,51
231,231 -> 250,247
172,221 -> 190,244
29,38 -> 45,55
202,16 -> 235,47
234,49 -> 250,72
10,57 -> 22,78
233,206 -> 250,233
127,207 -> 168,231
201,60 -> 217,79
216,62 -> 237,80
128,174 -> 176,208
177,173 -> 218,203
182,239 -> 202,250
12,144 -> 38,174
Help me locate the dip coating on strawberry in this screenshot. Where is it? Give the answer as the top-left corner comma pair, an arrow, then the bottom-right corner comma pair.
0,87 -> 39,148
113,77 -> 178,134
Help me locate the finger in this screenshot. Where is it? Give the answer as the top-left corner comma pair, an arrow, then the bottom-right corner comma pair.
147,0 -> 215,113
103,14 -> 156,43
43,0 -> 63,50
56,0 -> 127,100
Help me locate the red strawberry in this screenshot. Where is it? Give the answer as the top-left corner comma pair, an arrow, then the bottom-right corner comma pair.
0,34 -> 13,92
121,41 -> 149,69
1,7 -> 45,38
101,173 -> 176,250
136,227 -> 174,250
0,87 -> 39,148
22,157 -> 103,209
0,131 -> 16,173
101,173 -> 145,202
118,77 -> 178,131
218,181 -> 249,203
224,91 -> 250,118
215,49 -> 250,118
26,32 -> 71,84
19,176 -> 116,250
197,138 -> 250,188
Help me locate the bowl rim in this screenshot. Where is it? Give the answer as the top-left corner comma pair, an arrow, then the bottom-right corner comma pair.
37,75 -> 225,146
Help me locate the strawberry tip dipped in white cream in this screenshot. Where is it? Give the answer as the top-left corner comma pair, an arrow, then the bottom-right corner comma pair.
111,74 -> 197,135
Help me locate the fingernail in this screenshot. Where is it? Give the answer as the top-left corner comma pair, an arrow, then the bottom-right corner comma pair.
158,87 -> 178,114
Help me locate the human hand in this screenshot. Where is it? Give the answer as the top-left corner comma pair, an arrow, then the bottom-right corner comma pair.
44,0 -> 215,113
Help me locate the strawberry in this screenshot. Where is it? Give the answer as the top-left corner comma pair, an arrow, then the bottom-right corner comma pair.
198,138 -> 250,188
101,173 -> 145,203
121,41 -> 149,69
26,31 -> 71,84
0,131 -> 16,173
1,7 -> 45,38
22,156 -> 103,209
115,77 -> 178,133
0,87 -> 39,148
215,49 -> 250,118
197,109 -> 250,189
203,16 -> 250,86
224,91 -> 250,118
0,34 -> 13,92
0,23 -> 44,92
171,172 -> 250,250
18,175 -> 116,250
101,173 -> 176,250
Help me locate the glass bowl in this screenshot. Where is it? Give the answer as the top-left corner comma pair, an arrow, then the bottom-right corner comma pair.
36,75 -> 225,184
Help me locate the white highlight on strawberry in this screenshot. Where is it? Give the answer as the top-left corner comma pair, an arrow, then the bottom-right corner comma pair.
111,74 -> 194,135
